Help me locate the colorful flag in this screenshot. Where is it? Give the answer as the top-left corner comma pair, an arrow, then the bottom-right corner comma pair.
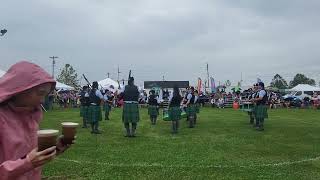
197,78 -> 202,93
202,81 -> 206,95
210,77 -> 216,93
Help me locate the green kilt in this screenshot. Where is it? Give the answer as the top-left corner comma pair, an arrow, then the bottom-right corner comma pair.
186,105 -> 197,116
255,105 -> 268,119
88,105 -> 102,123
148,105 -> 159,117
242,103 -> 254,112
122,103 -> 140,123
104,104 -> 111,113
80,105 -> 85,117
243,104 -> 254,115
168,106 -> 182,121
80,105 -> 89,119
195,104 -> 200,114
252,105 -> 257,116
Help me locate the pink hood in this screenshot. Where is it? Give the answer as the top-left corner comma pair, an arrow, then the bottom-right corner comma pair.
0,61 -> 56,103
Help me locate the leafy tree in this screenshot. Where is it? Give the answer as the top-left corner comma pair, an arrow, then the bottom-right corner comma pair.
270,74 -> 288,89
57,64 -> 80,89
289,73 -> 316,88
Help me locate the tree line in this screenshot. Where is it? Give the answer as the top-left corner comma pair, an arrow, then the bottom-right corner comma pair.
56,63 -> 318,90
270,73 -> 317,89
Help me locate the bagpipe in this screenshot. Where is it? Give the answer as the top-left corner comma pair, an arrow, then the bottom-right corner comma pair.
82,74 -> 92,90
83,74 -> 106,95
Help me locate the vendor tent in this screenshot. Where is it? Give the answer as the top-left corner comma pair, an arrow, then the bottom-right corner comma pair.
289,84 -> 320,92
98,78 -> 123,92
55,81 -> 75,90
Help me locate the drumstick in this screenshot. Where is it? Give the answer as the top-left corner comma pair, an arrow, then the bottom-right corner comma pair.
41,104 -> 47,112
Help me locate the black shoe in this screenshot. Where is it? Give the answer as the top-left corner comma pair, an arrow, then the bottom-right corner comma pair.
93,130 -> 102,134
171,131 -> 178,134
125,129 -> 131,137
257,124 -> 264,131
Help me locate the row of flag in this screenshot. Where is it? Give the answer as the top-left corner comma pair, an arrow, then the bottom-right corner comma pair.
197,77 -> 216,94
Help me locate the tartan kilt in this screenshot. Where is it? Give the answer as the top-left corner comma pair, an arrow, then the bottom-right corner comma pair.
122,103 -> 140,123
252,105 -> 257,116
244,104 -> 254,114
195,104 -> 200,114
186,105 -> 197,116
242,104 -> 254,112
88,105 -> 102,123
80,106 -> 89,120
104,104 -> 111,113
255,105 -> 268,119
80,105 -> 85,117
168,106 -> 182,121
148,105 -> 159,117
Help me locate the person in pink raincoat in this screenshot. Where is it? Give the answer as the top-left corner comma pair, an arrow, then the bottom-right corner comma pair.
0,61 -> 72,180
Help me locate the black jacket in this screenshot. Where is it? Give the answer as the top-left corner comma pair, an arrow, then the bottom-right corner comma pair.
124,85 -> 139,101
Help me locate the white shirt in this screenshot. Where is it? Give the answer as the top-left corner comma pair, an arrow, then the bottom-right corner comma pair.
169,96 -> 173,102
103,94 -> 109,101
187,93 -> 198,104
258,90 -> 266,98
218,98 -> 224,103
95,90 -> 104,99
187,93 -> 193,100
194,96 -> 199,103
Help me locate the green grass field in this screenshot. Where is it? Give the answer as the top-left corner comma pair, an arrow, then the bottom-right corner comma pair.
41,107 -> 320,180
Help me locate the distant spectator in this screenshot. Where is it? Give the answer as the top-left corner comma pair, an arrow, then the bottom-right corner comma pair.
217,97 -> 225,108
312,93 -> 319,109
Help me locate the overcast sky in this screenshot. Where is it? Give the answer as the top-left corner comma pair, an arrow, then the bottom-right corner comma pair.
1,0 -> 320,87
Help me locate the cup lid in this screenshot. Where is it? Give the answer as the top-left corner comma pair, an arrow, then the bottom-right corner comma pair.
37,129 -> 59,137
61,122 -> 79,128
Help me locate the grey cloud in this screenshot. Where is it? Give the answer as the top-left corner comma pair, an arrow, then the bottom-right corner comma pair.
1,0 -> 319,87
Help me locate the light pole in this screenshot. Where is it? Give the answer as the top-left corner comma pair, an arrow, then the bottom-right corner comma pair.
117,66 -> 121,82
206,62 -> 210,92
49,56 -> 58,79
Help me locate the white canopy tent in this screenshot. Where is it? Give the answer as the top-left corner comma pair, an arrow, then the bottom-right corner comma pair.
289,84 -> 320,92
98,78 -> 124,93
55,81 -> 75,91
0,69 -> 6,77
